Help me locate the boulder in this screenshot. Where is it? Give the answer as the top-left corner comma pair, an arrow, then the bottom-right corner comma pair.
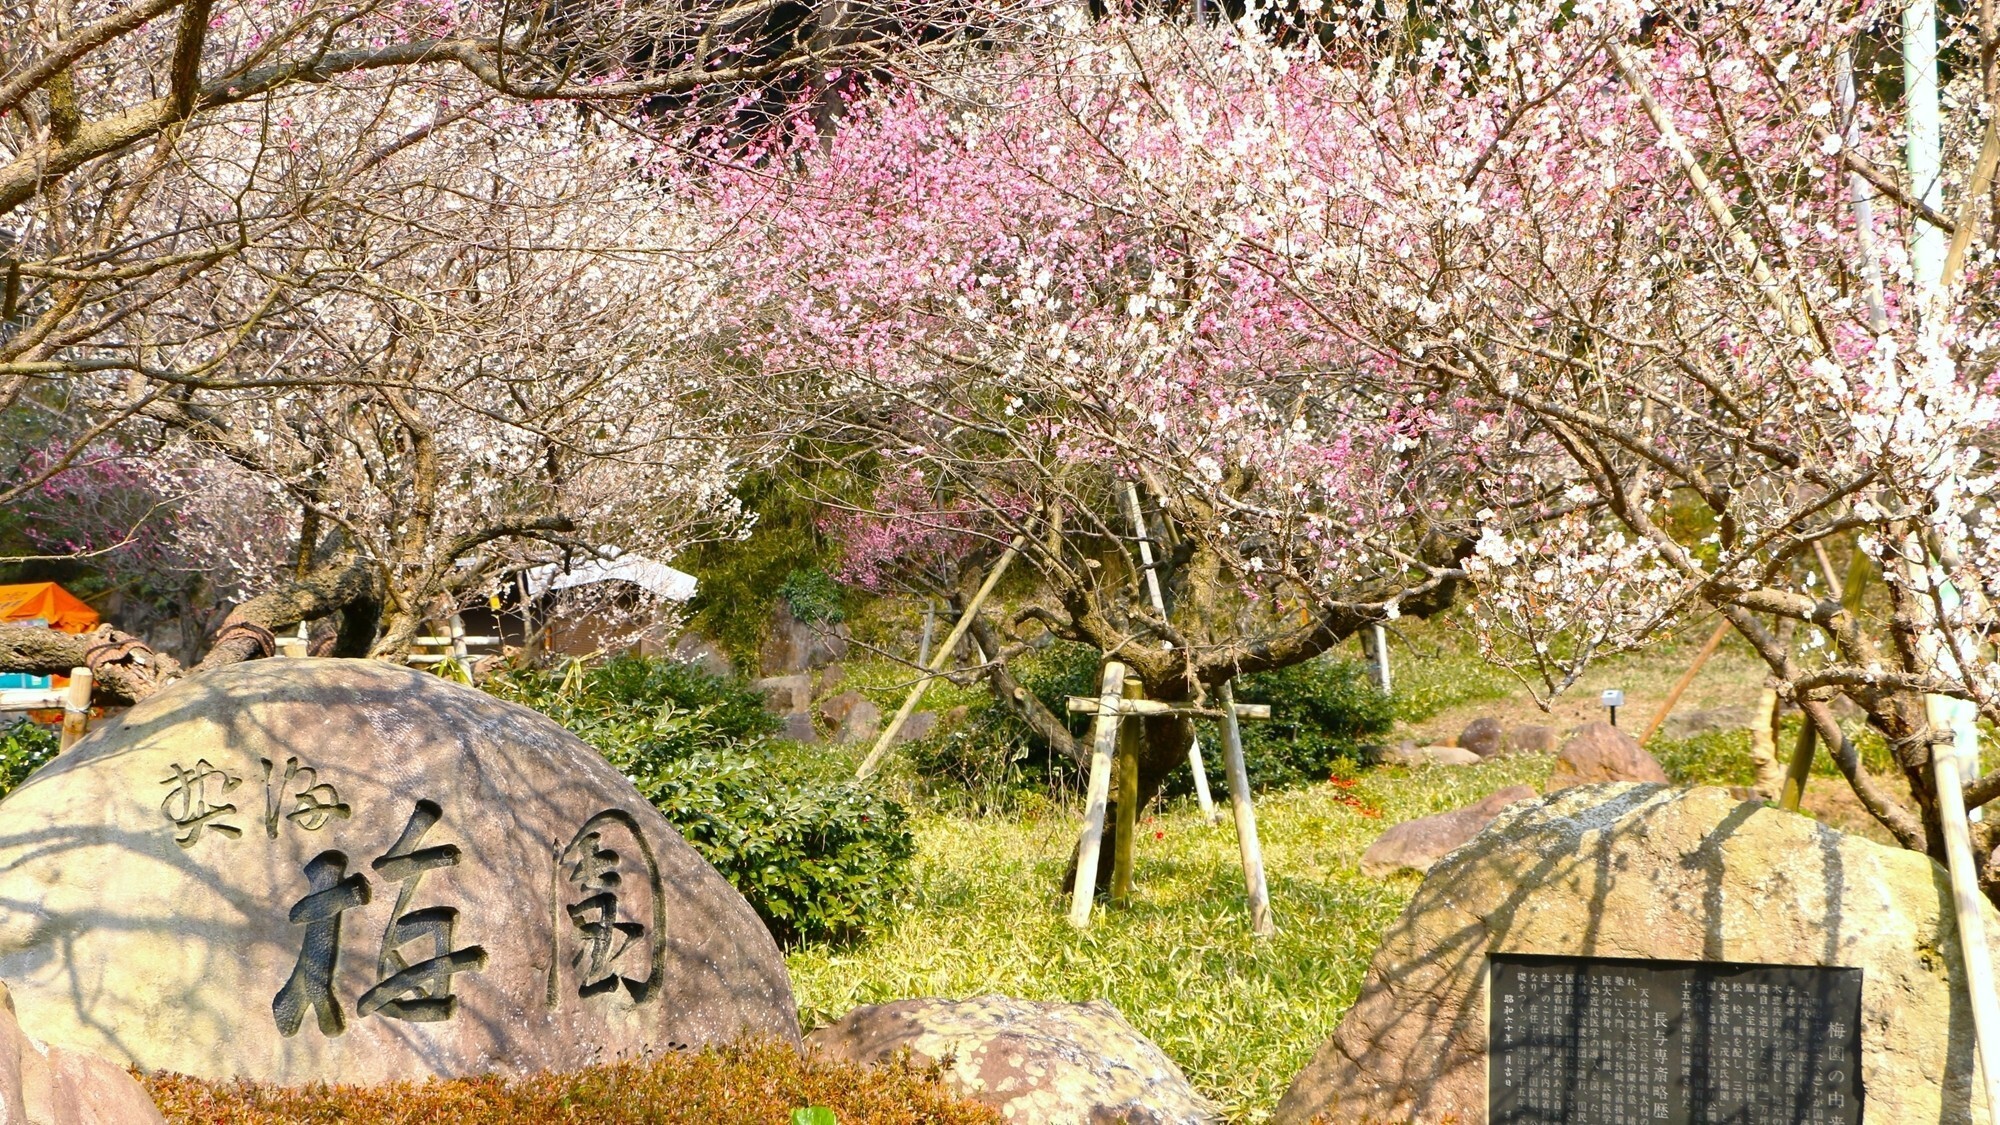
1454,717 -> 1505,759
1358,786 -> 1538,878
819,690 -> 865,726
1379,744 -> 1481,767
671,634 -> 734,678
753,673 -> 813,716
1500,724 -> 1555,755
0,659 -> 798,1086
1546,720 -> 1668,790
817,663 -> 847,697
808,995 -> 1221,1125
1660,704 -> 1752,741
1272,784 -> 2000,1125
895,711 -> 940,745
780,711 -> 820,744
838,700 -> 883,744
0,983 -> 165,1125
759,604 -> 850,676
817,691 -> 884,743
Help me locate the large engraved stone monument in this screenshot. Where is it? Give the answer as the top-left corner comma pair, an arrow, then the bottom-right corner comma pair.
1273,784 -> 2000,1125
0,659 -> 799,1085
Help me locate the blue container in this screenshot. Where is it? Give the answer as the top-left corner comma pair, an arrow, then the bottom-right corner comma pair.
0,673 -> 51,690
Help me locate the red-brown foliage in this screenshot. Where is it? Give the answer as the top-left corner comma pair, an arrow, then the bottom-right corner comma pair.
144,1040 -> 1003,1125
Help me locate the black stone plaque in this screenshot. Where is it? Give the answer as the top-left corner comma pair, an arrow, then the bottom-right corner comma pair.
1489,952 -> 1863,1125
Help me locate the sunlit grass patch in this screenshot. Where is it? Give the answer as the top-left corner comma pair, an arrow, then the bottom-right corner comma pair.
786,754 -> 1550,1122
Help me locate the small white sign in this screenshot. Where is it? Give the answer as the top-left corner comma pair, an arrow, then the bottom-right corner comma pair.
1600,689 -> 1626,709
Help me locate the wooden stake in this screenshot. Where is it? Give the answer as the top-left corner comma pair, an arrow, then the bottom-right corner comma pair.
1779,715 -> 1817,813
1932,735 -> 2000,1125
59,667 -> 92,752
856,536 -> 1024,780
1111,676 -> 1142,908
1219,680 -> 1275,936
1637,620 -> 1730,747
1125,482 -> 1219,825
1069,660 -> 1128,929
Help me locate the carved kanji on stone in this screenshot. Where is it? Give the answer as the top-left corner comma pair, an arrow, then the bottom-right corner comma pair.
273,850 -> 371,1037
260,756 -> 352,836
557,809 -> 664,1003
357,800 -> 487,1021
159,759 -> 244,848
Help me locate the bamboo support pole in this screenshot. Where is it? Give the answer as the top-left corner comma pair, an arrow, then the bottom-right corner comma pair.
1125,482 -> 1219,824
1779,716 -> 1817,813
1069,661 -> 1128,929
1219,680 -> 1275,936
58,667 -> 92,751
1933,736 -> 2000,1125
1637,620 -> 1730,747
856,536 -> 1024,780
1111,676 -> 1142,909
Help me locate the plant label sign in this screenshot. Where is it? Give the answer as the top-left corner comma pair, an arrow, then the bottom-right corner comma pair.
1488,952 -> 1863,1125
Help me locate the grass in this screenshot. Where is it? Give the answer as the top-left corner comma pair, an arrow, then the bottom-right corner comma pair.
785,753 -> 1552,1123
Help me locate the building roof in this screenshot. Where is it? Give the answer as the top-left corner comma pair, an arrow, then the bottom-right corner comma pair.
524,551 -> 697,603
0,582 -> 101,633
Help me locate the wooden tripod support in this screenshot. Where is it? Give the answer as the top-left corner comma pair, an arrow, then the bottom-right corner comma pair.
1065,666 -> 1272,931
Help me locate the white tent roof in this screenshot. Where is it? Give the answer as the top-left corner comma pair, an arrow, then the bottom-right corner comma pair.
525,550 -> 697,602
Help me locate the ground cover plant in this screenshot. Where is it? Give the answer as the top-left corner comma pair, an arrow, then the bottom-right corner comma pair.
145,1040 -> 1001,1125
0,721 -> 56,798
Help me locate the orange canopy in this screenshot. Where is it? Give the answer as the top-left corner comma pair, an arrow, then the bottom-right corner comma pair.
0,583 -> 100,633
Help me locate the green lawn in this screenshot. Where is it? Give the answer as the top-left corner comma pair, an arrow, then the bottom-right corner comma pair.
786,754 -> 1551,1123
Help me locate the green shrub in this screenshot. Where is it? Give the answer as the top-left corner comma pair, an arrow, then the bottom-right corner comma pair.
906,643 -> 1394,805
146,1039 -> 1002,1125
489,655 -> 779,752
0,720 -> 57,798
904,640 -> 1099,811
1210,658 -> 1395,790
680,470 -> 846,668
778,567 -> 847,625
1652,713 -> 1897,788
638,744 -> 913,945
487,657 -> 912,946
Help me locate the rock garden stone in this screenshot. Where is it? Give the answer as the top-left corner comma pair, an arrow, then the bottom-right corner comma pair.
894,710 -> 939,744
670,634 -> 734,678
1660,704 -> 1752,741
1380,744 -> 1481,767
0,659 -> 799,1086
1455,717 -> 1505,758
819,690 -> 865,726
780,711 -> 820,744
753,673 -> 812,716
0,982 -> 165,1125
1546,720 -> 1668,791
758,604 -> 849,676
837,699 -> 883,743
808,995 -> 1221,1125
817,662 -> 846,696
1358,786 -> 1538,878
1273,783 -> 2000,1125
1500,724 -> 1555,755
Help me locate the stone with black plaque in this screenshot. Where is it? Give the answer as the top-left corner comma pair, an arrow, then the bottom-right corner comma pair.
1489,952 -> 1863,1125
